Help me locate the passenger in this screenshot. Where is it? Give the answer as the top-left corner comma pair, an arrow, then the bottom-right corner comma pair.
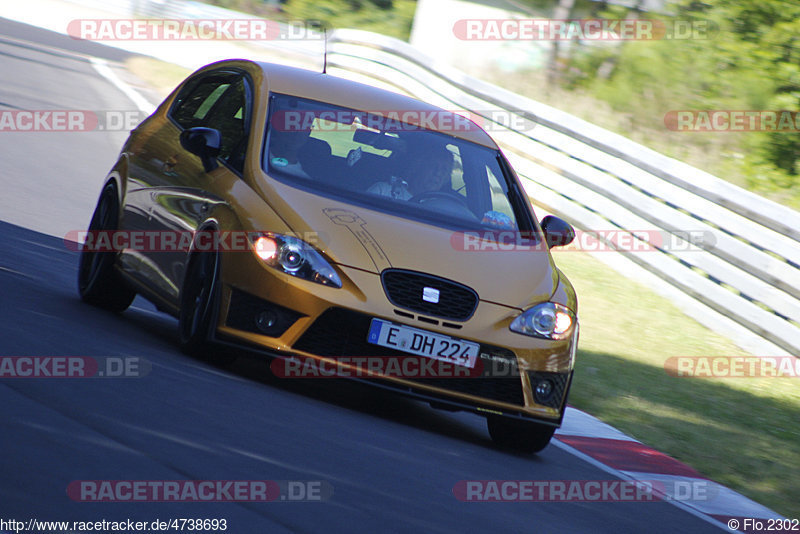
267,126 -> 312,178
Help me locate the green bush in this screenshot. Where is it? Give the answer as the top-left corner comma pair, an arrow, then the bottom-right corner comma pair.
560,0 -> 800,205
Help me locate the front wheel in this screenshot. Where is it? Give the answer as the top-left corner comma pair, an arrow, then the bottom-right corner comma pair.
487,415 -> 556,454
78,182 -> 136,312
178,248 -> 236,367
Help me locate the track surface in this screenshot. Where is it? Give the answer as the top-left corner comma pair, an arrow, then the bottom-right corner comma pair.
0,19 -> 721,532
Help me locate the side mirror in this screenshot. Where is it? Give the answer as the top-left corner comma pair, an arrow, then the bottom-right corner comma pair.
541,215 -> 575,248
180,127 -> 221,172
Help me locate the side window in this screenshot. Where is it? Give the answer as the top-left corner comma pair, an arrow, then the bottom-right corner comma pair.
171,78 -> 230,129
205,78 -> 247,173
170,73 -> 250,174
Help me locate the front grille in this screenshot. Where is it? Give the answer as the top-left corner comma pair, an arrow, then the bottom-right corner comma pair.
293,307 -> 524,406
381,269 -> 478,321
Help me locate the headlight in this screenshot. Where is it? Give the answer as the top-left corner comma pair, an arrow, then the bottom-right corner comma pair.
510,302 -> 575,340
249,233 -> 342,288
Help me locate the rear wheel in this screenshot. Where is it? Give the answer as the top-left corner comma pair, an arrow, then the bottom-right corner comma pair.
78,182 -> 136,312
487,415 -> 556,454
178,247 -> 236,367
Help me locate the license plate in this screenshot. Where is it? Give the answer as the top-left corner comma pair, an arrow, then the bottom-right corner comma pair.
367,318 -> 479,368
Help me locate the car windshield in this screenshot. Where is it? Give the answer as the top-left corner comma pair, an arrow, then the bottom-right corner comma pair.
263,93 -> 533,233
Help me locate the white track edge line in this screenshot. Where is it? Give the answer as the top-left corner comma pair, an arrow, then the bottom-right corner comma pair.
551,438 -> 730,531
89,57 -> 155,115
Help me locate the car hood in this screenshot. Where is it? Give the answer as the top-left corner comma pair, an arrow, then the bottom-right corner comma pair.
257,179 -> 558,309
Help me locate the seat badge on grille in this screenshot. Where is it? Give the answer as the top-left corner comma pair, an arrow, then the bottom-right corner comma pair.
422,287 -> 440,304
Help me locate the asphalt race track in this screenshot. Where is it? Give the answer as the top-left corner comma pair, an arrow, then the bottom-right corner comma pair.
0,19 -> 722,532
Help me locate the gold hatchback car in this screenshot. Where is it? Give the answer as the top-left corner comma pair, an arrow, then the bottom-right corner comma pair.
78,60 -> 578,453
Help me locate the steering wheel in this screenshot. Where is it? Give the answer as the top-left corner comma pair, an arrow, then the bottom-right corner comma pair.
410,191 -> 471,210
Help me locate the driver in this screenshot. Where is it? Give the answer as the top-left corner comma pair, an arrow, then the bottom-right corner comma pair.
368,147 -> 453,200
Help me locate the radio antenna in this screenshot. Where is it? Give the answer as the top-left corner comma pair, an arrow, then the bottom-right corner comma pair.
323,28 -> 328,74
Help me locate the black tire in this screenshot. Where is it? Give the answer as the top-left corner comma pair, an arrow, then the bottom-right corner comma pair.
487,415 -> 556,454
78,183 -> 136,312
178,247 -> 236,367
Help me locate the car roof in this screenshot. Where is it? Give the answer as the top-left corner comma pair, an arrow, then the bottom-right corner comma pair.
250,61 -> 499,149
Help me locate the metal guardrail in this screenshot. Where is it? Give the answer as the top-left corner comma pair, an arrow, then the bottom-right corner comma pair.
64,0 -> 800,354
326,29 -> 800,355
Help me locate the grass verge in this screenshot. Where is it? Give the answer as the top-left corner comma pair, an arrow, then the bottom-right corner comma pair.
554,250 -> 799,517
125,57 -> 191,100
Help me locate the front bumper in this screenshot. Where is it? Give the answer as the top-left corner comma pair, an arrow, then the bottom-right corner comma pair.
214,258 -> 577,424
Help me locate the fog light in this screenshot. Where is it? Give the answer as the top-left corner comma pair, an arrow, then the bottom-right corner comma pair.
255,310 -> 278,333
534,379 -> 554,403
227,289 -> 304,338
